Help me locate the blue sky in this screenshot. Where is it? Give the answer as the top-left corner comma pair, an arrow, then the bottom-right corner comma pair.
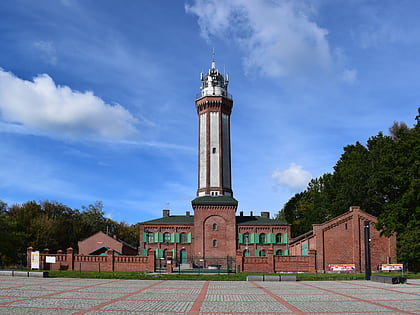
0,0 -> 418,224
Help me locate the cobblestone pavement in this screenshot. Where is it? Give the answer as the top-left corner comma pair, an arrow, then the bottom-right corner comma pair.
0,277 -> 419,314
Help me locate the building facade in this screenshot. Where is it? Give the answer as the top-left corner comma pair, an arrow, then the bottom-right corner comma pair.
288,206 -> 397,272
139,58 -> 290,266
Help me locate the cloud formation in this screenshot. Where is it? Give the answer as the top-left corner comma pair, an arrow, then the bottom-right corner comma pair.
0,69 -> 138,140
186,0 -> 333,77
272,162 -> 312,190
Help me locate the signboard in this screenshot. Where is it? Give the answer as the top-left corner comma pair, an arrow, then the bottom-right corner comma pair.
380,264 -> 403,271
31,251 -> 40,269
328,264 -> 355,271
45,256 -> 56,264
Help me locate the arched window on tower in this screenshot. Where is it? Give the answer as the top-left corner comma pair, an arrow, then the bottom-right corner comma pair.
213,223 -> 218,231
259,233 -> 266,244
276,233 -> 282,243
213,239 -> 218,247
260,250 -> 266,257
244,250 -> 250,257
276,249 -> 283,256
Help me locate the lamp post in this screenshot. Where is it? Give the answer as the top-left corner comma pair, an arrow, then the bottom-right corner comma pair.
364,221 -> 371,280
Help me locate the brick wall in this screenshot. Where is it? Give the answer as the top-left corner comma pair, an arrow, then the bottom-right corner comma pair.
27,247 -> 155,272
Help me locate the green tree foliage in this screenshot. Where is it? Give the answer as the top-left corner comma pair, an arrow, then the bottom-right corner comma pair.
278,109 -> 420,269
0,200 -> 140,266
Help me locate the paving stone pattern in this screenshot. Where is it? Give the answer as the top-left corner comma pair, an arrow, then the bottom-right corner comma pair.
0,277 -> 418,314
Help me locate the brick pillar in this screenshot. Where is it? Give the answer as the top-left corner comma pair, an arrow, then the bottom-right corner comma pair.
166,251 -> 173,273
308,249 -> 317,273
236,249 -> 243,273
27,247 -> 33,268
106,249 -> 114,272
267,248 -> 274,273
66,247 -> 74,271
147,250 -> 156,272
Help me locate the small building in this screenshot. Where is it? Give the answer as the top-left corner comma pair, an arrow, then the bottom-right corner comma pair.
288,206 -> 397,272
78,231 -> 137,256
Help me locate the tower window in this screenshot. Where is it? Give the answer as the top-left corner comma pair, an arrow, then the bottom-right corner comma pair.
213,239 -> 218,247
212,147 -> 216,154
213,223 -> 218,231
259,233 -> 266,244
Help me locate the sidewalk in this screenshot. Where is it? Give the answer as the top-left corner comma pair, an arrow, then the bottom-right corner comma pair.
0,277 -> 419,314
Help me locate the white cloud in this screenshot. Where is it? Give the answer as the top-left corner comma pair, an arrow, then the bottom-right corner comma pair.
186,0 -> 333,77
33,40 -> 57,65
272,162 -> 312,190
341,68 -> 357,84
0,69 -> 138,140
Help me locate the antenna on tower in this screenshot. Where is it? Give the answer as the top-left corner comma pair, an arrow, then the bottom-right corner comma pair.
211,48 -> 216,69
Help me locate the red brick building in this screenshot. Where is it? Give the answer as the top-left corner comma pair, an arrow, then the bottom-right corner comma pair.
78,231 -> 137,256
138,58 -> 396,273
288,206 -> 397,272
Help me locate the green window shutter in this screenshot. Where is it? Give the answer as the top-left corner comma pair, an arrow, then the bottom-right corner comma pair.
255,249 -> 260,257
154,232 -> 159,242
142,232 -> 146,243
155,248 -> 160,258
238,233 -> 243,244
172,248 -> 176,259
284,249 -> 289,256
271,233 -> 276,244
250,233 -> 255,244
187,232 -> 192,243
175,233 -> 180,243
302,244 -> 308,256
159,232 -> 163,243
255,233 -> 260,244
170,232 -> 175,243
267,233 -> 271,243
142,248 -> 147,256
283,233 -> 288,243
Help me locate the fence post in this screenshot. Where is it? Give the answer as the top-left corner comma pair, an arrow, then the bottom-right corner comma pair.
107,249 -> 114,272
66,248 -> 74,271
236,249 -> 243,273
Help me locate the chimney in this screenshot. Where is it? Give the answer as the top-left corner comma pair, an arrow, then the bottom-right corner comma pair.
163,209 -> 170,217
240,211 -> 243,216
186,211 -> 191,217
260,211 -> 270,218
250,211 -> 253,217
349,206 -> 360,212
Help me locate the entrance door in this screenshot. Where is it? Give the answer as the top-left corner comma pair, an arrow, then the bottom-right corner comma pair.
180,249 -> 187,264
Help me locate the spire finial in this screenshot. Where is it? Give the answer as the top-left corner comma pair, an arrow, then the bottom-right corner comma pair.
211,48 -> 216,69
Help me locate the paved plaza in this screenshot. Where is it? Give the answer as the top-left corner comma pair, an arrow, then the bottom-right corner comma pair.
0,277 -> 419,314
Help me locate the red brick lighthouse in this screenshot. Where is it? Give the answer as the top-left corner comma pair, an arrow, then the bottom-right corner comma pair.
192,56 -> 238,260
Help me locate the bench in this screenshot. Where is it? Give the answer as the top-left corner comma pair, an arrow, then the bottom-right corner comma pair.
247,274 -> 296,281
0,270 -> 48,278
371,275 -> 406,284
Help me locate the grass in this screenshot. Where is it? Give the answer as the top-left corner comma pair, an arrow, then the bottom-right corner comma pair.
46,270 -> 420,281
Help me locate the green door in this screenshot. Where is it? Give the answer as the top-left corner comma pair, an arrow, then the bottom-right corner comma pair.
180,249 -> 187,264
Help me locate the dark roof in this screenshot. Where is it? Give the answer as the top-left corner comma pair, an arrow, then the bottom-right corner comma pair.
141,215 -> 194,225
191,196 -> 238,206
236,216 -> 288,226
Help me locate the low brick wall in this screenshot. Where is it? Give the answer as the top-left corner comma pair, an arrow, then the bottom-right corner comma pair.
236,249 -> 316,273
27,247 -> 155,272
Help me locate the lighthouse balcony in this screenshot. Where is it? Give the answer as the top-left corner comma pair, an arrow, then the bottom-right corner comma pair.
196,90 -> 232,100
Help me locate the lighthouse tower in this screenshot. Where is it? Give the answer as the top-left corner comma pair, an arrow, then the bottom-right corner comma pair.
192,56 -> 238,261
196,56 -> 233,197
